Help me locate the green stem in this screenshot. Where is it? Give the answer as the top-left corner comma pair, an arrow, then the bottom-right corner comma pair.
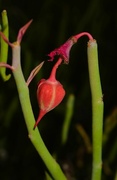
61,94 -> 75,145
0,10 -> 11,81
115,171 -> 117,180
107,138 -> 117,164
12,43 -> 67,180
87,40 -> 104,180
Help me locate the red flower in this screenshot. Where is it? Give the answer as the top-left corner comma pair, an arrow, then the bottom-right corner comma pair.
34,58 -> 65,129
34,32 -> 93,128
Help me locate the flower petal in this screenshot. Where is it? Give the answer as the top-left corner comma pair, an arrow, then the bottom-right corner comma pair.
48,36 -> 77,64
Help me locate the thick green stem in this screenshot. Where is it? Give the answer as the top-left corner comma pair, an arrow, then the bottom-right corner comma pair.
12,43 -> 67,180
87,40 -> 104,180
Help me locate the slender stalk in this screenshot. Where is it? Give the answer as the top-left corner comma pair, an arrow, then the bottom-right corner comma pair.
61,94 -> 75,145
49,57 -> 62,81
12,43 -> 67,180
0,10 -> 11,80
115,171 -> 117,180
0,62 -> 14,70
107,139 -> 117,165
75,32 -> 93,41
87,40 -> 104,180
45,172 -> 53,180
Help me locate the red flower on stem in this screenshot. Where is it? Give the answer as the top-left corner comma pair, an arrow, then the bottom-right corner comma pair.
0,21 -> 93,129
34,32 -> 93,128
34,57 -> 65,129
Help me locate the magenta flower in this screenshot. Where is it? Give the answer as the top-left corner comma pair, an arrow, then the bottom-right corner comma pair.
48,36 -> 77,64
48,32 -> 93,64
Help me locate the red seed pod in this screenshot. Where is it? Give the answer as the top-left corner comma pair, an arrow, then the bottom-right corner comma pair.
34,58 -> 65,129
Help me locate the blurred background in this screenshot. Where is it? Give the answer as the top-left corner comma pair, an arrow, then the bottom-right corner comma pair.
0,0 -> 117,179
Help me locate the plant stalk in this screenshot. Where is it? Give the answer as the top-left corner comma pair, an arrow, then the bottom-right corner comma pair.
0,10 -> 10,80
87,39 -> 104,180
61,94 -> 75,145
12,43 -> 67,180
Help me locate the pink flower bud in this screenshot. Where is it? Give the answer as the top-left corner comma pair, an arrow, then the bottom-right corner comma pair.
34,58 -> 65,129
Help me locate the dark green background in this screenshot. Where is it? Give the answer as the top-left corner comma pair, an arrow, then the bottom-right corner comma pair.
0,0 -> 117,179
